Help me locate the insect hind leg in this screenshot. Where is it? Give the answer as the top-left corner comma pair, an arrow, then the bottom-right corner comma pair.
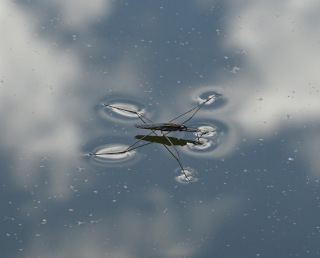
161,131 -> 191,182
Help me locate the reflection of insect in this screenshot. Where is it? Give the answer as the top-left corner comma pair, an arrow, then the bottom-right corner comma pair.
92,94 -> 219,181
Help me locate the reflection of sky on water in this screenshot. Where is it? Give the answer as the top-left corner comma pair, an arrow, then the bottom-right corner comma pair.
1,0 -> 320,257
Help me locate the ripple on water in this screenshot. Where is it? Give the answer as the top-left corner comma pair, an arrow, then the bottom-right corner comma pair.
174,167 -> 198,184
187,124 -> 220,151
90,144 -> 137,166
198,125 -> 217,137
197,93 -> 217,105
99,99 -> 150,122
189,89 -> 226,112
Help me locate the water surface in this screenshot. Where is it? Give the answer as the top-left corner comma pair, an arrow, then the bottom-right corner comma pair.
1,1 -> 320,257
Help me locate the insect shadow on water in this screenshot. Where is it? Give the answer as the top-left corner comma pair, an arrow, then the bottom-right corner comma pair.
90,94 -> 220,181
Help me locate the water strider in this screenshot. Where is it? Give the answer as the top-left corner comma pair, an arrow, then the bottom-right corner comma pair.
91,94 -> 220,181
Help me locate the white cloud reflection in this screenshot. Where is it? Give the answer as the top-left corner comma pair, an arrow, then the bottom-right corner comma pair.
53,0 -> 114,28
224,1 -> 320,136
222,1 -> 320,179
1,1 -> 85,196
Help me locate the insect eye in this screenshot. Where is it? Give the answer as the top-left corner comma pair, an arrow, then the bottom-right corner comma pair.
181,125 -> 187,130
